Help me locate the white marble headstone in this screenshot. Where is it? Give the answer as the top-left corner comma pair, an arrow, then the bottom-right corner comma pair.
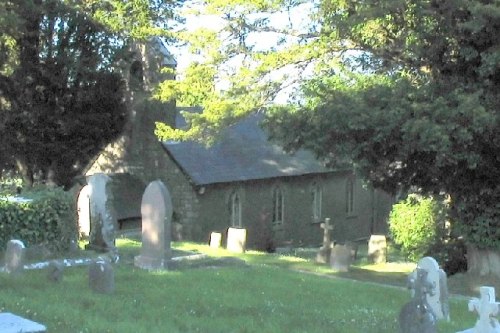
227,228 -> 247,253
457,286 -> 500,333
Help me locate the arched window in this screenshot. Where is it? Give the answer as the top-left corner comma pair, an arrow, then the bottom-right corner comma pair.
346,178 -> 355,215
230,191 -> 242,227
312,183 -> 322,222
272,186 -> 284,225
129,60 -> 144,90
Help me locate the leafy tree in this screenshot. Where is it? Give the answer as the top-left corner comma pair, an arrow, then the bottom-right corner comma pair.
0,0 -> 182,188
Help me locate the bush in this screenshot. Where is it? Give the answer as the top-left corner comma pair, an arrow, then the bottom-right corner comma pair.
0,187 -> 77,252
389,194 -> 447,261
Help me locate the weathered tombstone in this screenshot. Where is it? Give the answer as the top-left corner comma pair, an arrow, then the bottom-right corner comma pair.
226,227 -> 247,253
4,240 -> 25,274
77,184 -> 91,237
457,286 -> 500,333
330,244 -> 352,272
209,232 -> 222,249
134,180 -> 172,270
47,260 -> 64,283
368,234 -> 387,264
0,312 -> 46,332
316,218 -> 334,264
399,268 -> 437,333
88,259 -> 114,294
86,174 -> 118,256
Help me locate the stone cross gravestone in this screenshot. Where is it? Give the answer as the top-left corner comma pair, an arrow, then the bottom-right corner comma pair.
316,218 -> 334,264
399,268 -> 437,333
0,312 -> 46,333
89,259 -> 114,294
368,234 -> 387,264
77,185 -> 91,237
86,174 -> 118,255
4,239 -> 25,274
330,244 -> 352,272
210,232 -> 222,249
134,180 -> 172,270
410,256 -> 450,321
226,227 -> 247,253
457,286 -> 500,333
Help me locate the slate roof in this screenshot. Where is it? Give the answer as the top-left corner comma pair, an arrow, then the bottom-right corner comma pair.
162,111 -> 335,186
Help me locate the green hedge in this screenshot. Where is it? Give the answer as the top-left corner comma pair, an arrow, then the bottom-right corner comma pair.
0,187 -> 77,252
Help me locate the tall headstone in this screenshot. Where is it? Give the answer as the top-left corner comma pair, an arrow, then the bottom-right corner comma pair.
330,244 -> 352,272
368,234 -> 387,264
77,185 -> 91,237
316,218 -> 334,264
86,174 -> 118,255
134,180 -> 172,270
399,268 -> 437,333
457,286 -> 500,333
4,240 -> 25,275
89,259 -> 115,294
209,232 -> 222,249
226,228 -> 247,253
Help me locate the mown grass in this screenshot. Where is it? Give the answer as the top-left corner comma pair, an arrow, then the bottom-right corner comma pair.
0,238 -> 480,332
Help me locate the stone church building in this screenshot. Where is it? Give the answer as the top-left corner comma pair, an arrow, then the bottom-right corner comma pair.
83,38 -> 394,248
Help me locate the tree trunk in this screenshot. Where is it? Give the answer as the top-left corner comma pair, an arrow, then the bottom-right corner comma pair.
466,244 -> 500,278
15,158 -> 33,188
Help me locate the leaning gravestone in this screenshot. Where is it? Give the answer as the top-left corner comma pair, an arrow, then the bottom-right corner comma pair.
399,268 -> 437,333
226,228 -> 247,253
89,259 -> 114,294
4,239 -> 25,275
413,256 -> 450,321
134,180 -> 172,270
86,174 -> 118,256
330,244 -> 352,272
210,232 -> 222,249
0,312 -> 46,332
457,286 -> 500,333
368,234 -> 387,264
316,218 -> 334,264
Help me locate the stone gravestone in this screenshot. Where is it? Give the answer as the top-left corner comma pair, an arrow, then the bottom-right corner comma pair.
316,218 -> 334,264
89,259 -> 114,294
77,184 -> 91,237
86,174 -> 118,257
4,240 -> 25,274
399,268 -> 437,333
330,244 -> 352,272
368,234 -> 387,264
134,180 -> 172,270
209,232 -> 222,249
0,312 -> 46,333
457,286 -> 500,333
47,260 -> 64,283
226,228 -> 247,253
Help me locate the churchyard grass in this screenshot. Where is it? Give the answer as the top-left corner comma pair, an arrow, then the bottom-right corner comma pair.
0,238 -> 479,332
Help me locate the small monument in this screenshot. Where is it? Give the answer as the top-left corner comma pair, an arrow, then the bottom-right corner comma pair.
4,239 -> 25,275
330,244 -> 352,272
209,232 -> 222,249
399,268 -> 437,333
134,180 -> 172,270
457,286 -> 500,333
368,234 -> 387,264
226,228 -> 247,253
89,259 -> 115,294
316,218 -> 334,264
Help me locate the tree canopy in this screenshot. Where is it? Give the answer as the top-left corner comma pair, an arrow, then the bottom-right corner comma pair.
156,0 -> 500,250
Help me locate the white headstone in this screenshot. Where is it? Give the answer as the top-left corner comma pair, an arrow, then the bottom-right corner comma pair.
4,240 -> 25,274
226,228 -> 247,253
330,244 -> 352,272
0,312 -> 46,333
77,185 -> 91,237
368,234 -> 387,264
134,180 -> 172,270
457,286 -> 500,333
209,232 -> 222,249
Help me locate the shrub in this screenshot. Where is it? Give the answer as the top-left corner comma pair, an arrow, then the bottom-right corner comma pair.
0,187 -> 77,252
389,194 -> 447,261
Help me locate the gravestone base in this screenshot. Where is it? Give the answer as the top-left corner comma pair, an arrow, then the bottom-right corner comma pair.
134,255 -> 167,270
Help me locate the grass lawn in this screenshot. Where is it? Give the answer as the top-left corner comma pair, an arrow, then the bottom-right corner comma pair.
0,238 -> 482,332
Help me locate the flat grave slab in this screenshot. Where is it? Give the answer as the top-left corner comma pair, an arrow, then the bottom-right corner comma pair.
0,312 -> 46,333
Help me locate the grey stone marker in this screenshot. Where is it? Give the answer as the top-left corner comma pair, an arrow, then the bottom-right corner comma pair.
368,234 -> 387,264
209,232 -> 222,249
399,268 -> 437,333
316,218 -> 334,264
0,312 -> 46,333
134,180 -> 172,270
457,286 -> 500,333
226,228 -> 247,253
410,256 -> 450,321
47,260 -> 64,283
86,173 -> 118,256
4,239 -> 25,274
89,259 -> 114,294
330,244 -> 352,272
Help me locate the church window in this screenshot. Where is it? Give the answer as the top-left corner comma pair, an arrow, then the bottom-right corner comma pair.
230,191 -> 242,227
129,60 -> 144,91
312,183 -> 322,222
346,178 -> 355,215
272,186 -> 284,225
